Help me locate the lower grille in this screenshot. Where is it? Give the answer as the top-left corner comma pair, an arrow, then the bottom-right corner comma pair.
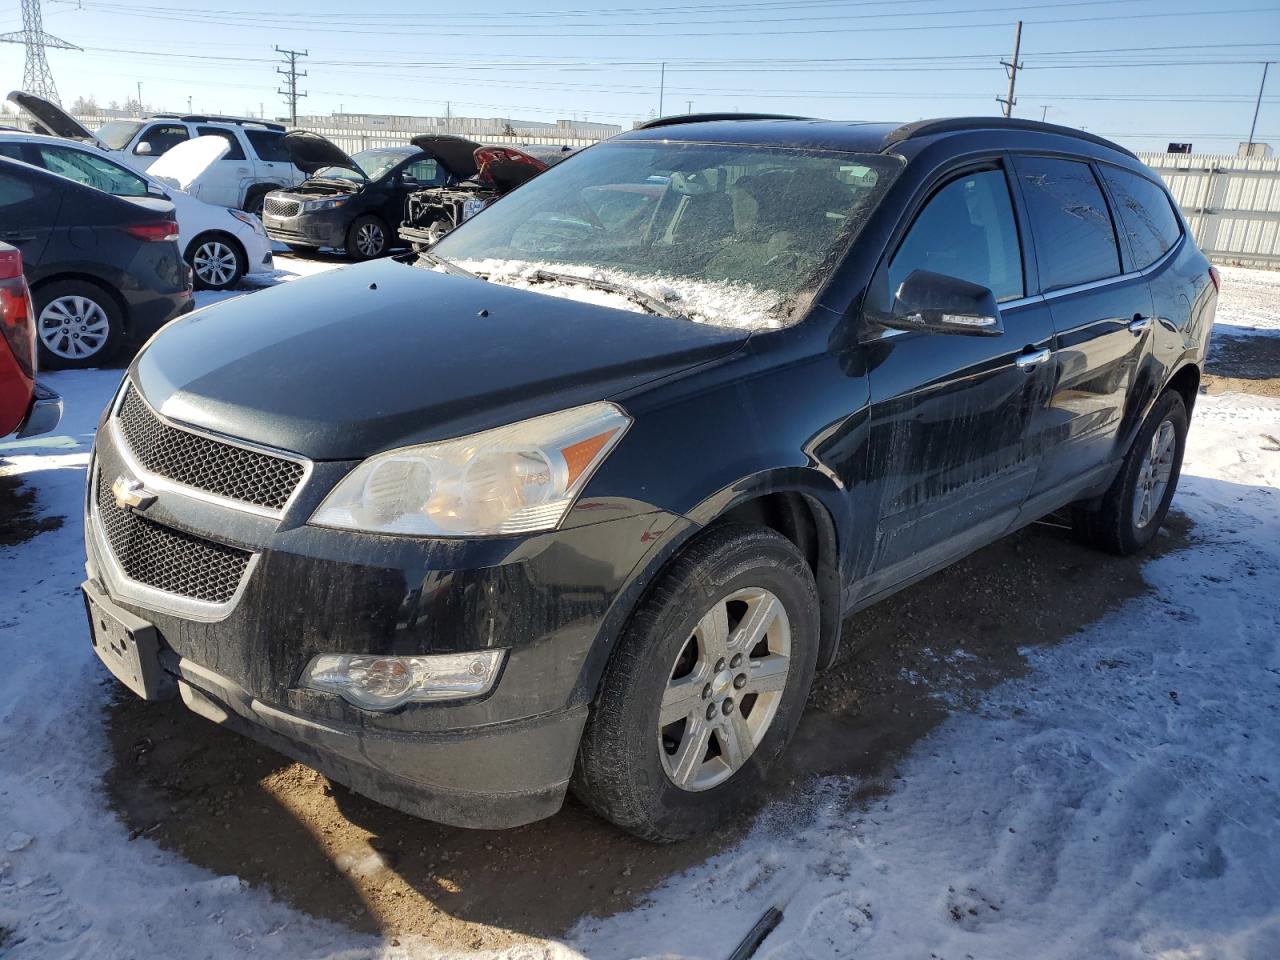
263,196 -> 300,218
95,473 -> 251,604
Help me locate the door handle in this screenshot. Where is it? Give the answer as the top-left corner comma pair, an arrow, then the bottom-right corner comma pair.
1,231 -> 34,242
1128,314 -> 1152,334
1015,347 -> 1052,372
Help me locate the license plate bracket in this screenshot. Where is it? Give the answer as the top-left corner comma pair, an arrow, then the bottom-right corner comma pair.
83,581 -> 175,701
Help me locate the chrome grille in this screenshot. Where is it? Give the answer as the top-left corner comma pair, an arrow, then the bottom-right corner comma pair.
263,196 -> 300,218
117,386 -> 304,512
95,473 -> 250,604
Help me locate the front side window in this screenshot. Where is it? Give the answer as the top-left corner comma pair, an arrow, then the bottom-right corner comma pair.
196,127 -> 246,161
136,123 -> 189,156
888,168 -> 1023,303
1016,156 -> 1121,290
431,141 -> 903,329
1099,166 -> 1182,270
35,145 -> 149,197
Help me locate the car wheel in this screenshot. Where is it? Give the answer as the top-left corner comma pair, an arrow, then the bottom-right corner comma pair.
346,215 -> 389,261
188,234 -> 245,291
1071,389 -> 1188,555
574,524 -> 819,842
33,280 -> 123,370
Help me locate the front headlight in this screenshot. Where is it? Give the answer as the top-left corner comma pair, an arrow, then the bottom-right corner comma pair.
301,197 -> 347,212
310,401 -> 631,537
228,209 -> 266,236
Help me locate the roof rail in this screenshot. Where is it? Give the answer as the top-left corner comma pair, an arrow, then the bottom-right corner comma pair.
150,113 -> 286,132
636,112 -> 813,130
884,116 -> 1136,160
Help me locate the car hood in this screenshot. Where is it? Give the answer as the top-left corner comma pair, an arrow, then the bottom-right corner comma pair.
6,90 -> 102,146
131,258 -> 749,460
146,135 -> 230,192
282,130 -> 364,177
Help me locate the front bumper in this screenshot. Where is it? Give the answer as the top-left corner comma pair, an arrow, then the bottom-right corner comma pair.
242,230 -> 274,277
263,207 -> 347,249
16,381 -> 62,438
83,382 -> 684,826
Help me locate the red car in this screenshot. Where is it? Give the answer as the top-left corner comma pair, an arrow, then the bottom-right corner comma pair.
1,243 -> 62,438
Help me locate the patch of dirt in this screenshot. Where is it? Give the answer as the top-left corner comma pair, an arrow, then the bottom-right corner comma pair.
0,473 -> 64,546
1205,334 -> 1280,397
103,510 -> 1193,949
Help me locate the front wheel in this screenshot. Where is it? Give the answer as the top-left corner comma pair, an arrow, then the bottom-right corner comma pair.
188,234 -> 245,290
574,524 -> 819,842
1071,389 -> 1189,555
345,215 -> 389,261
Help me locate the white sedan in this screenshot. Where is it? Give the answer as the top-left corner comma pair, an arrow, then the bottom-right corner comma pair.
0,131 -> 273,291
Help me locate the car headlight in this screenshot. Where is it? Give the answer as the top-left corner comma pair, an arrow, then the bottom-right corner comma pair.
228,209 -> 266,236
301,197 -> 347,212
310,401 -> 631,537
299,650 -> 506,709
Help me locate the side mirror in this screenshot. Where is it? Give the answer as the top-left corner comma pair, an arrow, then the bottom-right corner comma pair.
135,141 -> 153,156
880,269 -> 1004,337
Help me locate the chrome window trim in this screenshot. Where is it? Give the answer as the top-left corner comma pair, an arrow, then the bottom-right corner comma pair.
87,466 -> 259,623
111,384 -> 313,520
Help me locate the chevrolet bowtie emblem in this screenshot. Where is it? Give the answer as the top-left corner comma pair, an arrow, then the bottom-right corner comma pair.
112,476 -> 156,512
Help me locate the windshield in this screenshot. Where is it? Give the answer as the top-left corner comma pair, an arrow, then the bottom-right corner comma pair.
96,120 -> 145,150
430,140 -> 902,329
315,147 -> 414,182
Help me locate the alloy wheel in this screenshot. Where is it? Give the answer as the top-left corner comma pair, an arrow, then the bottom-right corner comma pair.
1133,419 -> 1176,528
193,241 -> 239,287
38,296 -> 111,360
355,222 -> 385,257
658,587 -> 791,792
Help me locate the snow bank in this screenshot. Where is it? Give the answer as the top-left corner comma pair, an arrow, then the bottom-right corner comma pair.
1214,265 -> 1280,337
450,257 -> 787,332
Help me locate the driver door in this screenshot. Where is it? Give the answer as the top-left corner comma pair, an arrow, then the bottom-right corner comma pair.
856,161 -> 1058,598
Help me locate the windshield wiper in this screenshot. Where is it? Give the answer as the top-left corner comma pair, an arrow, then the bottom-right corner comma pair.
420,251 -> 482,280
525,269 -> 681,319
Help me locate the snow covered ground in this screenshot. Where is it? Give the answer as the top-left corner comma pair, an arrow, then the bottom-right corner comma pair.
1,263 -> 1278,959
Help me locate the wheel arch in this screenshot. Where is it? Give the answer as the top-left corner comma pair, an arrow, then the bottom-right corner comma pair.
30,272 -> 127,323
1165,361 -> 1201,417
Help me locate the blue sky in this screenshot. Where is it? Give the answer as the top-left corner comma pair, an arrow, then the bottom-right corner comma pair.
2,0 -> 1277,153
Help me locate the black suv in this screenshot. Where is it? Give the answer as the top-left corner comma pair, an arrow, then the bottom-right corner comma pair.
0,156 -> 192,369
83,116 -> 1215,841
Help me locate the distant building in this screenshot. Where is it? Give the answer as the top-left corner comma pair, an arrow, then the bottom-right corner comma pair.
293,112 -> 621,142
1239,142 -> 1274,158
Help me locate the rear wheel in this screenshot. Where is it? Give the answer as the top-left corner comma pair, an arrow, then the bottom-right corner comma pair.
187,234 -> 245,290
346,215 -> 389,261
574,524 -> 819,842
33,279 -> 123,370
1071,389 -> 1188,555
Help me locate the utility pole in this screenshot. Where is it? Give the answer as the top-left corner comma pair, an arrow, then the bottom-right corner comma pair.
187,95 -> 193,114
1040,105 -> 1048,121
0,0 -> 80,106
275,45 -> 308,126
997,20 -> 1022,118
659,61 -> 666,117
136,80 -> 143,116
686,100 -> 693,114
1246,61 -> 1272,152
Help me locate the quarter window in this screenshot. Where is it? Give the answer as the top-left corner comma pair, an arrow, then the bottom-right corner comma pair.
0,142 -> 26,161
245,129 -> 290,162
1099,166 -> 1182,270
1016,156 -> 1121,290
889,168 -> 1024,303
196,127 -> 246,161
135,123 -> 189,156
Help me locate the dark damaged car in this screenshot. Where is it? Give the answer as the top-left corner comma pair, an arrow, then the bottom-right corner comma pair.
84,115 -> 1215,841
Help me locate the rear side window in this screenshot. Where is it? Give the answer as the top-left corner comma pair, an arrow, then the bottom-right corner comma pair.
402,158 -> 441,184
1099,166 -> 1182,270
196,127 -> 246,161
35,145 -> 150,197
0,142 -> 26,161
135,123 -> 189,156
1015,156 -> 1121,290
245,130 -> 290,163
889,168 -> 1024,302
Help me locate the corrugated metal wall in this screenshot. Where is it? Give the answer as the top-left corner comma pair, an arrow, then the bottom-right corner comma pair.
1140,152 -> 1280,267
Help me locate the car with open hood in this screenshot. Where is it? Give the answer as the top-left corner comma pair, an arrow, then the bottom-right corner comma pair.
0,130 -> 273,291
83,115 -> 1215,841
6,91 -> 304,215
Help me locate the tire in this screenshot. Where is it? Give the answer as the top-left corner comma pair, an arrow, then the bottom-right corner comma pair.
345,214 -> 389,261
1071,389 -> 1188,555
187,234 -> 245,291
243,187 -> 271,219
574,524 -> 820,842
33,279 -> 124,370
285,244 -> 318,256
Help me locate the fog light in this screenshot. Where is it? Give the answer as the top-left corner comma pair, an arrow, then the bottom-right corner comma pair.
299,650 -> 505,710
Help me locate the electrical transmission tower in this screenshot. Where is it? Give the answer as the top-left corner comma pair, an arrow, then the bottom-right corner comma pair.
275,46 -> 308,125
0,0 -> 81,105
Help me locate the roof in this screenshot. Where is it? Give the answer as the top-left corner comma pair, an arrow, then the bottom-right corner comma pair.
615,113 -> 1135,161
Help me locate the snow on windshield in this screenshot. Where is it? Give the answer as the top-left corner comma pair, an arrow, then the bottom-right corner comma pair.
450,257 -> 787,331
